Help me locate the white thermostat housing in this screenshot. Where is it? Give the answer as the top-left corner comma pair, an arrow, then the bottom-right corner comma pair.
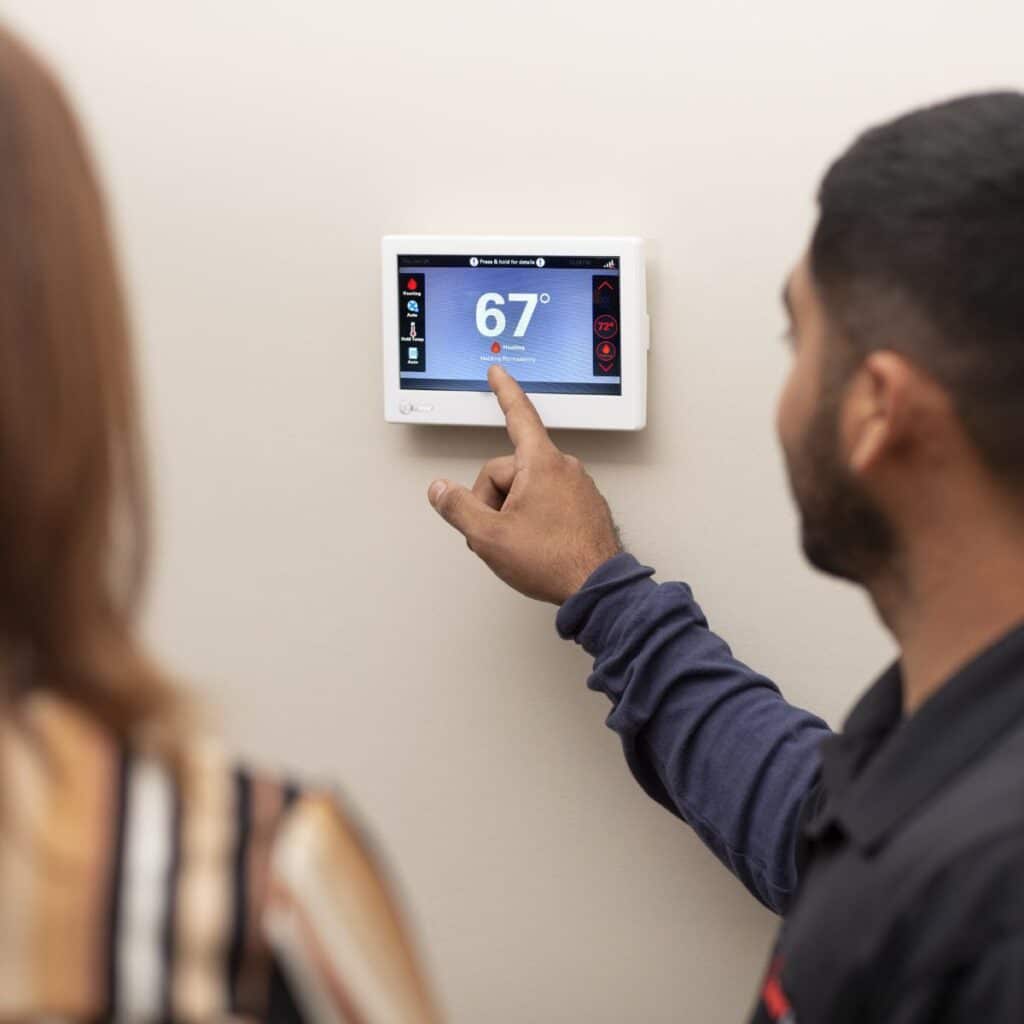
382,235 -> 649,430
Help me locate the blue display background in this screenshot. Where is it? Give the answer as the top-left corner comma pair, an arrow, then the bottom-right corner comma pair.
399,264 -> 620,389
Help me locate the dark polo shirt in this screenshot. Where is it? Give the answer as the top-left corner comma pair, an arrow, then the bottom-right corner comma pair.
558,554 -> 1024,1022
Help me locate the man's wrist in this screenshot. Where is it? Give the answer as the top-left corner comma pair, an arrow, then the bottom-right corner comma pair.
556,552 -> 658,655
560,540 -> 625,605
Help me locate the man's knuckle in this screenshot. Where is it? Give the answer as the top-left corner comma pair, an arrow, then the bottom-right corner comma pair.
534,448 -> 561,472
486,456 -> 510,478
471,519 -> 502,556
467,524 -> 491,554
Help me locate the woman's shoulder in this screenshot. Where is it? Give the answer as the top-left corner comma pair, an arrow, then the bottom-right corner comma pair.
13,689 -> 314,856
168,726 -> 438,1023
1,693 -> 353,1020
16,689 -> 378,904
3,693 -> 438,1023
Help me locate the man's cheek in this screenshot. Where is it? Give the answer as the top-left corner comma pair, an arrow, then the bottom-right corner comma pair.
780,356 -> 819,443
776,375 -> 800,451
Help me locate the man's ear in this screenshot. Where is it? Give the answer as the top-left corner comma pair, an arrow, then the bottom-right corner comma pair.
840,351 -> 915,476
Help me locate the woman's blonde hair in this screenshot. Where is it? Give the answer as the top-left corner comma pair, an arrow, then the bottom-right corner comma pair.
0,26 -> 181,741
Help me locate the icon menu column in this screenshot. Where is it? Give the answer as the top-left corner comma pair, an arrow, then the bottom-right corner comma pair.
592,275 -> 621,378
399,274 -> 426,372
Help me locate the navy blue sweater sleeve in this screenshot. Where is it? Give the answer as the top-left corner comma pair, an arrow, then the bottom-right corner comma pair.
556,553 -> 832,914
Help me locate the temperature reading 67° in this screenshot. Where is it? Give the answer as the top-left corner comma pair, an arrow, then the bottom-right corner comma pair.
476,292 -> 550,338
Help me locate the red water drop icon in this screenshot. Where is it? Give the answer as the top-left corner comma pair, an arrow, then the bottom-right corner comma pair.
491,342 -> 501,354
406,277 -> 418,290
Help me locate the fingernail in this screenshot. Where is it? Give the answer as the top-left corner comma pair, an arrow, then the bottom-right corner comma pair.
428,480 -> 448,507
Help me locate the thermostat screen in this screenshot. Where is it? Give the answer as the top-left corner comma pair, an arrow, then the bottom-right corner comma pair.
396,255 -> 622,395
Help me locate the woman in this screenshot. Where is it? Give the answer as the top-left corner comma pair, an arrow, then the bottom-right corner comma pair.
0,25 -> 439,1024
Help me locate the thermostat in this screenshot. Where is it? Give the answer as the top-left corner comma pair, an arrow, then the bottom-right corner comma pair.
381,235 -> 649,430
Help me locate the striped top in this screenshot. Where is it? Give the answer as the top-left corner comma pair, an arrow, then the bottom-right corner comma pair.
0,693 -> 440,1023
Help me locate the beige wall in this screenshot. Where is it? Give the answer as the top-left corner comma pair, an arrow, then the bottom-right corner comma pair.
4,2 -> 1021,1019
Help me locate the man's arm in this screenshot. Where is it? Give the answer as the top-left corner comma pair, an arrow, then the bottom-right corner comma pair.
557,553 -> 830,913
428,366 -> 831,914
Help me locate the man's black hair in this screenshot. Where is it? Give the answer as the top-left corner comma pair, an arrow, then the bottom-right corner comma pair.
811,91 -> 1024,483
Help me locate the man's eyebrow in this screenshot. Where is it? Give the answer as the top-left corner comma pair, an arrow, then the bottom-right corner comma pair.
781,278 -> 794,320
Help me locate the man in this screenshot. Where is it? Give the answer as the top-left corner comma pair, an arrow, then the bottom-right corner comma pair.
426,91 -> 1024,1021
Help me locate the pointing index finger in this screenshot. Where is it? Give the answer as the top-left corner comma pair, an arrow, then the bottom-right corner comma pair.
488,365 -> 553,454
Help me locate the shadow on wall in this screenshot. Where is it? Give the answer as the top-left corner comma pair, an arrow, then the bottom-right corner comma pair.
397,420 -> 652,469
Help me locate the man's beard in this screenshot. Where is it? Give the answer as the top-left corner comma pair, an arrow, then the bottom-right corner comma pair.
786,388 -> 897,585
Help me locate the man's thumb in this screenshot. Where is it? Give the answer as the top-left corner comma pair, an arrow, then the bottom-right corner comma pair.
428,479 -> 492,540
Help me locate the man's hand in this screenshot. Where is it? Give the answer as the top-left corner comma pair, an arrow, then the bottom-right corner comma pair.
427,365 -> 622,605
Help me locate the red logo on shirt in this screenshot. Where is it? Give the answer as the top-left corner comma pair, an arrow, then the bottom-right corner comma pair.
760,956 -> 796,1023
